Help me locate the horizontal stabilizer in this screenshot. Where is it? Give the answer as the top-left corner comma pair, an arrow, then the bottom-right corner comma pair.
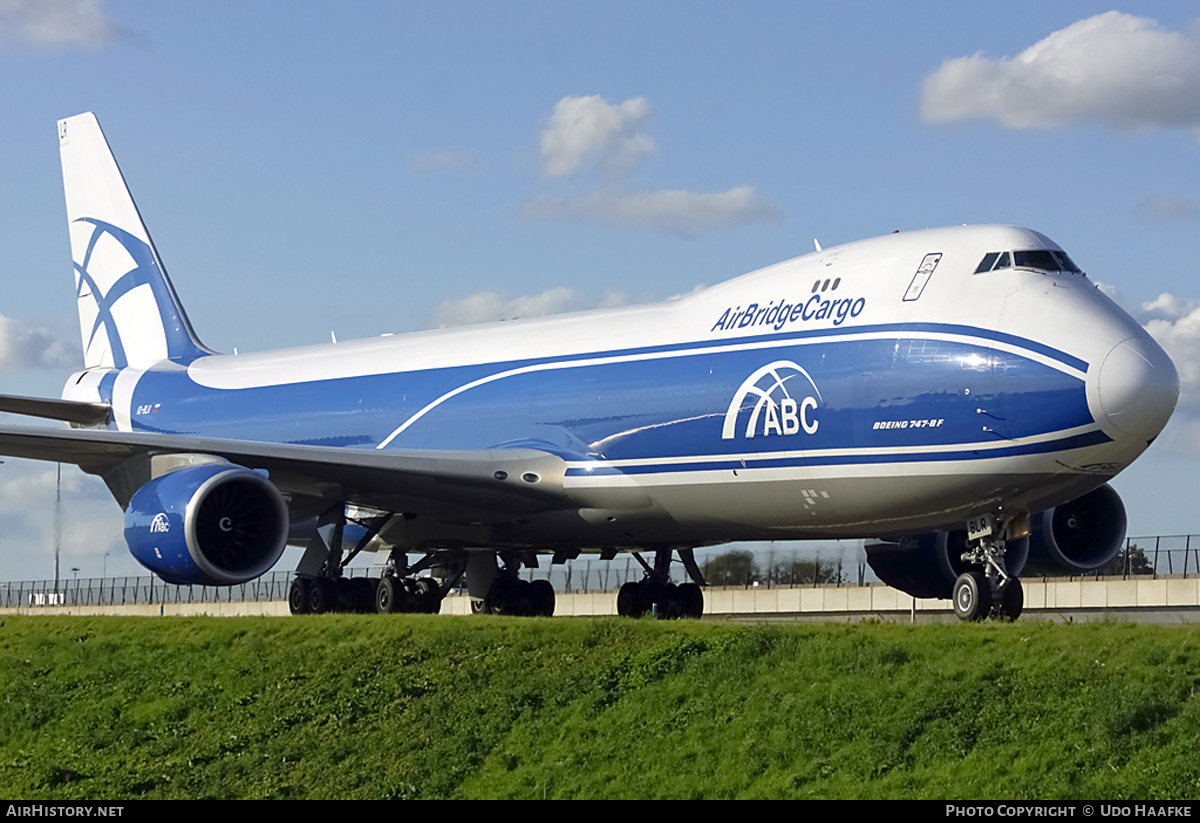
0,394 -> 110,425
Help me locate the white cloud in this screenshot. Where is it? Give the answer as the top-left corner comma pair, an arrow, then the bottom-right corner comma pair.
429,287 -> 636,328
921,12 -> 1200,135
433,287 -> 578,327
1096,286 -> 1200,456
0,0 -> 126,50
1102,286 -> 1200,421
0,461 -> 125,582
528,94 -> 780,235
540,95 -> 655,179
1135,192 -> 1199,223
0,315 -> 78,371
522,185 -> 780,236
1136,294 -> 1200,415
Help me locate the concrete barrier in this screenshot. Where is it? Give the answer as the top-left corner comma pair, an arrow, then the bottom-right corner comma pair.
6,577 -> 1200,621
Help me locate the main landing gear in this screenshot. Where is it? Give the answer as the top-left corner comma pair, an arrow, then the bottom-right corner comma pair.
372,549 -> 454,614
468,551 -> 556,616
616,548 -> 705,619
951,513 -> 1025,622
287,505 -> 452,615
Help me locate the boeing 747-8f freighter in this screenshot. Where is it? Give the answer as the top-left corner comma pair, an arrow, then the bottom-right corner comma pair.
0,113 -> 1179,620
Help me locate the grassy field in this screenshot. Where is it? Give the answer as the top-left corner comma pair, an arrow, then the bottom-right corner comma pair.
1,614 -> 1199,799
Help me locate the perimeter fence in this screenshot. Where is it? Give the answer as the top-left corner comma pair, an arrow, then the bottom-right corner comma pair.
1,535 -> 1194,610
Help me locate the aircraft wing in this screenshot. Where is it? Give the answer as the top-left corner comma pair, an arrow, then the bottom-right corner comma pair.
0,424 -> 570,524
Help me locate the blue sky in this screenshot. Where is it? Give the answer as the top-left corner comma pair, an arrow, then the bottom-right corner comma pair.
1,1 -> 1199,581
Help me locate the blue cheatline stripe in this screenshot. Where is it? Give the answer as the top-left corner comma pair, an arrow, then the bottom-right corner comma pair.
563,430 -> 1113,477
500,321 -> 1090,374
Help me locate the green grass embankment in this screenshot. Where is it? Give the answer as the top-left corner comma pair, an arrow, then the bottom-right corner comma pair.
2,615 -> 1199,799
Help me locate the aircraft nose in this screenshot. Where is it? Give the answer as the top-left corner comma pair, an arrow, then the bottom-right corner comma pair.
1096,334 -> 1179,440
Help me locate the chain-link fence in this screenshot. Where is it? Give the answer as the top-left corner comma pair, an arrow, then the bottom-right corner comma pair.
2,536 -> 1195,609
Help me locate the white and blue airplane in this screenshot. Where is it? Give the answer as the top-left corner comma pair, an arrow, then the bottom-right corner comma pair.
0,112 -> 1180,620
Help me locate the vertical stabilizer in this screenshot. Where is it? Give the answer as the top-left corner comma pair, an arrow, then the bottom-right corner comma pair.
59,112 -> 210,370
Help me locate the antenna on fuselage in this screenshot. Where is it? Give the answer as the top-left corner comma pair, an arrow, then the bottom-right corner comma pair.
814,238 -> 822,252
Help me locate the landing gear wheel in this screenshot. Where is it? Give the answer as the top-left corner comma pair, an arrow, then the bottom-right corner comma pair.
617,581 -> 643,617
413,577 -> 442,614
999,577 -> 1024,620
679,582 -> 704,618
308,578 -> 338,614
335,577 -> 356,612
348,577 -> 374,613
530,579 -> 555,617
952,571 -> 991,622
641,579 -> 669,618
288,578 -> 310,615
485,577 -> 531,616
376,576 -> 404,614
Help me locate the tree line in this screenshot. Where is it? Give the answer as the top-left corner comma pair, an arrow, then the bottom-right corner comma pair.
700,549 -> 847,587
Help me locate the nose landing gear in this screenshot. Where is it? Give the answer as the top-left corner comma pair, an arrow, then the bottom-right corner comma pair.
952,512 -> 1027,621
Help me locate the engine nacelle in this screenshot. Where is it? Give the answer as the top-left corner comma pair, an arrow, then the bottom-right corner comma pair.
1025,484 -> 1126,575
866,485 -> 1125,597
865,531 -> 974,599
124,463 -> 289,585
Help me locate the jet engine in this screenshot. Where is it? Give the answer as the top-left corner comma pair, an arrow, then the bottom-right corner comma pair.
865,484 -> 1126,598
1024,484 -> 1126,575
124,463 -> 289,585
865,531 -> 975,599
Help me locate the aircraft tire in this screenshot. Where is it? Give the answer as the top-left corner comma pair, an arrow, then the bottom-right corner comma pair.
413,577 -> 442,614
617,581 -> 643,617
641,579 -> 668,618
376,576 -> 403,614
952,571 -> 991,621
530,579 -> 555,617
349,577 -> 374,613
308,578 -> 337,614
999,578 -> 1024,621
288,578 -> 310,615
483,577 -> 508,615
679,582 -> 704,618
335,577 -> 355,613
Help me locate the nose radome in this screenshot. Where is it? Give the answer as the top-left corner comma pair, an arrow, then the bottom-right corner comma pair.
1097,334 -> 1179,440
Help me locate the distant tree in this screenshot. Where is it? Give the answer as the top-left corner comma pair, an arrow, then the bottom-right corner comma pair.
1098,543 -> 1155,577
701,550 -> 761,586
768,556 -> 847,585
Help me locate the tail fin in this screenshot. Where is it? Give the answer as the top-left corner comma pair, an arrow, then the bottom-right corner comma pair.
58,112 -> 210,370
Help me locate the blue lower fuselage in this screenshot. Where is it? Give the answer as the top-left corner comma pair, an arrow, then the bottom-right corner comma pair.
107,321 -> 1097,484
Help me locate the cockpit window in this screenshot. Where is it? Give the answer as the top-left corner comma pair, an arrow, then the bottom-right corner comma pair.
974,249 -> 1083,275
1052,250 -> 1082,273
973,251 -> 1011,273
974,252 -> 999,274
1013,250 -> 1060,271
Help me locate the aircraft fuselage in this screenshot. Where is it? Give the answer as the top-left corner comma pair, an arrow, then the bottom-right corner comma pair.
63,224 -> 1177,550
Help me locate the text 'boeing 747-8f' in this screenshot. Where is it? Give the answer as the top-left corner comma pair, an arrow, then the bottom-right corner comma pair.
0,113 -> 1178,620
